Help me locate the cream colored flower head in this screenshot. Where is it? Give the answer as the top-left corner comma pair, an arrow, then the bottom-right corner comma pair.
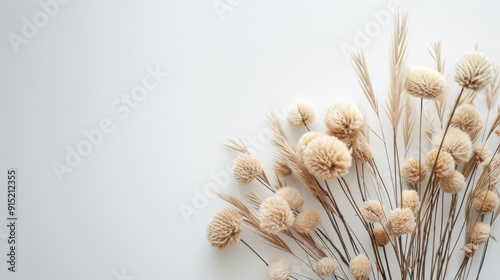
471,222 -> 494,244
402,190 -> 420,212
387,208 -> 416,237
426,149 -> 455,178
259,196 -> 294,234
324,101 -> 364,141
274,158 -> 292,178
287,103 -> 316,127
293,209 -> 321,234
439,170 -> 464,193
373,225 -> 390,246
232,155 -> 263,184
402,157 -> 426,184
405,66 -> 447,99
303,136 -> 352,180
455,51 -> 493,91
432,127 -> 473,163
473,190 -> 499,213
315,257 -> 338,277
361,200 -> 385,223
349,254 -> 371,280
268,258 -> 292,280
451,104 -> 482,138
207,209 -> 242,250
473,142 -> 490,163
462,242 -> 478,258
297,132 -> 325,161
275,187 -> 304,211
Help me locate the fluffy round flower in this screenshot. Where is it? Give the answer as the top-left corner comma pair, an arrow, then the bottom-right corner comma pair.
297,132 -> 325,161
373,225 -> 390,246
275,187 -> 304,211
287,103 -> 316,127
455,51 -> 493,91
451,104 -> 482,138
402,157 -> 426,184
274,158 -> 292,177
426,149 -> 455,177
232,155 -> 263,184
405,66 -> 447,99
462,242 -> 478,257
432,127 -> 473,163
349,254 -> 371,280
471,222 -> 493,244
387,208 -> 416,237
324,101 -> 364,142
439,171 -> 465,193
473,190 -> 499,213
268,258 -> 292,280
361,200 -> 385,223
259,196 -> 294,234
293,209 -> 321,233
402,190 -> 420,212
303,136 -> 352,180
207,209 -> 242,250
315,257 -> 338,277
473,142 -> 490,163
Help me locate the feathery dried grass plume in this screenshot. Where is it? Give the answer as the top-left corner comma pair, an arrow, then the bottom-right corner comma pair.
426,149 -> 455,177
432,127 -> 473,163
462,242 -> 478,258
405,66 -> 447,99
296,132 -> 325,161
361,200 -> 385,223
351,135 -> 374,163
233,155 -> 263,184
473,190 -> 499,213
324,101 -> 364,144
287,103 -> 316,128
451,104 -> 482,138
259,196 -> 294,234
293,209 -> 321,233
373,225 -> 390,246
439,170 -> 465,193
303,136 -> 352,180
387,207 -> 416,236
455,51 -> 493,91
470,222 -> 494,244
315,257 -> 339,277
402,157 -> 426,184
275,187 -> 304,211
207,209 -> 242,250
402,190 -> 420,212
268,258 -> 292,280
349,254 -> 371,280
473,142 -> 490,163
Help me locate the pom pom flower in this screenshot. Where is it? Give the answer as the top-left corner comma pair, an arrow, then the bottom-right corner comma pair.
259,196 -> 294,234
387,208 -> 416,236
455,51 -> 493,91
432,127 -> 473,163
349,254 -> 371,280
293,209 -> 321,233
303,136 -> 352,180
405,66 -> 447,99
275,187 -> 304,211
315,257 -> 338,277
361,200 -> 385,223
426,149 -> 455,178
473,190 -> 499,213
324,101 -> 364,144
232,155 -> 263,184
287,103 -> 316,127
207,209 -> 242,250
268,258 -> 292,280
402,157 -> 426,184
373,225 -> 390,246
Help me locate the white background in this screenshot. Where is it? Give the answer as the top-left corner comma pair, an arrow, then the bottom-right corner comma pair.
2,0 -> 500,279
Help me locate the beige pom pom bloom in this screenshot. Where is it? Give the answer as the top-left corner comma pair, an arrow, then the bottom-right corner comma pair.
461,242 -> 478,257
268,258 -> 292,280
259,196 -> 294,234
426,149 -> 455,178
455,51 -> 493,91
473,190 -> 499,213
207,209 -> 242,250
387,208 -> 416,237
432,127 -> 473,163
473,142 -> 490,163
471,222 -> 495,244
361,200 -> 385,223
402,157 -> 426,184
405,66 -> 447,99
293,209 -> 321,233
451,104 -> 482,138
287,103 -> 316,127
439,171 -> 465,193
373,225 -> 390,246
297,132 -> 325,161
303,136 -> 352,180
275,187 -> 304,211
315,257 -> 339,277
349,254 -> 371,280
325,101 -> 364,141
402,190 -> 420,212
232,155 -> 263,185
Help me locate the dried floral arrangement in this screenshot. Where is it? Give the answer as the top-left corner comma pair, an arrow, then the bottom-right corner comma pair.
206,14 -> 500,280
